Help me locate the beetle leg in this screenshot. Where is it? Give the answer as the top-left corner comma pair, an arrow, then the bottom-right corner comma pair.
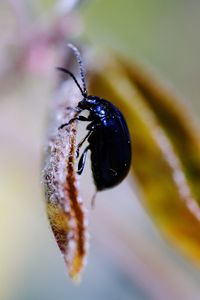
77,146 -> 90,175
65,106 -> 79,112
91,190 -> 97,209
76,122 -> 100,157
59,115 -> 90,130
76,130 -> 93,158
86,121 -> 101,131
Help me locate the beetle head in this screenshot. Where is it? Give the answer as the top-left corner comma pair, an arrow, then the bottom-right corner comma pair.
78,96 -> 97,110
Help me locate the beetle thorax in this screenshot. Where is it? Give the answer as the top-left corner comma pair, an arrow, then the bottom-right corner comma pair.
78,96 -> 100,110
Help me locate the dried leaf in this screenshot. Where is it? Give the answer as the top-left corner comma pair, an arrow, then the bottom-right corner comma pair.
89,54 -> 200,266
43,81 -> 88,280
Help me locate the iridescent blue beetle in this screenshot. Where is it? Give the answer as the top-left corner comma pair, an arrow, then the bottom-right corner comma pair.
58,44 -> 131,193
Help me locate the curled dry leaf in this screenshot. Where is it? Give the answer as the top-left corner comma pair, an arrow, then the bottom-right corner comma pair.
43,80 -> 88,280
89,54 -> 200,267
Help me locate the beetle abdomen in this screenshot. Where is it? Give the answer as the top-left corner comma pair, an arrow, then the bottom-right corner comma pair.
88,112 -> 131,191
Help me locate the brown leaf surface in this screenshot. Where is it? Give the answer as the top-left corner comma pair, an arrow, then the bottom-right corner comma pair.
43,81 -> 88,280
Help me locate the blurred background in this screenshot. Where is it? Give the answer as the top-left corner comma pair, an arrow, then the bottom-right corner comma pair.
1,0 -> 200,299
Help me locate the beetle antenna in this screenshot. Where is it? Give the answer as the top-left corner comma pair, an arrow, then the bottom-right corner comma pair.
56,67 -> 85,97
68,43 -> 88,97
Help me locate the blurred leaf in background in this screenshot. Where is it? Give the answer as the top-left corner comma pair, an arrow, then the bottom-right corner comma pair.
1,0 -> 200,300
83,0 -> 200,113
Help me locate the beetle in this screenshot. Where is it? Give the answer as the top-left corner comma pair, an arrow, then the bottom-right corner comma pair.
58,44 -> 131,193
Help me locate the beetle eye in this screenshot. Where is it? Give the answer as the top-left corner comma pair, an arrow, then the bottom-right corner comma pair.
78,99 -> 86,108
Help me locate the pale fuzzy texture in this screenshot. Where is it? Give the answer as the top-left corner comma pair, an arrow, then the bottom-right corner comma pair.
43,81 -> 78,204
42,78 -> 89,279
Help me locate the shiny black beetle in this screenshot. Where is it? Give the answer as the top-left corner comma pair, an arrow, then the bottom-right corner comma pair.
58,44 -> 131,192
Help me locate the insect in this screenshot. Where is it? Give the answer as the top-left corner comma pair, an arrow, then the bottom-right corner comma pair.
58,44 -> 131,194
